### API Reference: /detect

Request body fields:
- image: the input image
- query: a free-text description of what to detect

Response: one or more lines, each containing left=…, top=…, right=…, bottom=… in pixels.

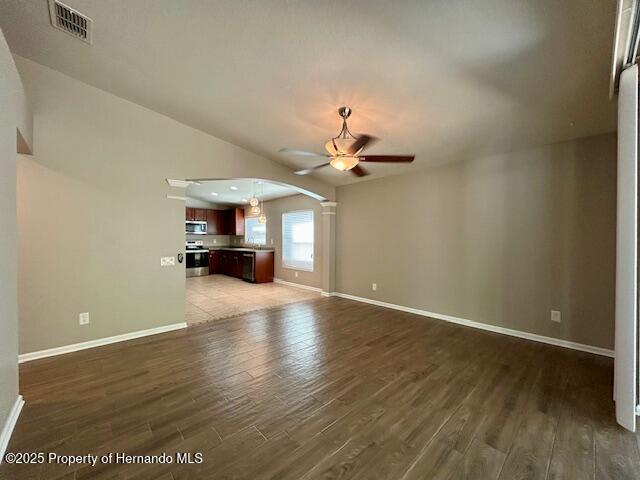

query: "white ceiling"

left=0, top=0, right=617, bottom=186
left=187, top=179, right=297, bottom=206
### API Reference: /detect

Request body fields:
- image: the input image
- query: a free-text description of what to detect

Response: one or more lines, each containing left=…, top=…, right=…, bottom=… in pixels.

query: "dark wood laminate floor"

left=2, top=297, right=639, bottom=480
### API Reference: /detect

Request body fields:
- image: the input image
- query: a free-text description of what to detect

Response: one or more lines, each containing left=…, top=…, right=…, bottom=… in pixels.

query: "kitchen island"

left=208, top=247, right=274, bottom=283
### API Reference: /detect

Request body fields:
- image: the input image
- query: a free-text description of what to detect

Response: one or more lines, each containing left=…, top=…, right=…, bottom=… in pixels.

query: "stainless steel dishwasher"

left=242, top=253, right=255, bottom=282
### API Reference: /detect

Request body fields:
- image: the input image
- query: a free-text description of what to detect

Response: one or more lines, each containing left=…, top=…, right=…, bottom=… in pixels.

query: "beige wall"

left=15, top=56, right=333, bottom=354
left=245, top=194, right=324, bottom=289
left=336, top=133, right=617, bottom=349
left=0, top=30, right=31, bottom=430
left=10, top=55, right=617, bottom=356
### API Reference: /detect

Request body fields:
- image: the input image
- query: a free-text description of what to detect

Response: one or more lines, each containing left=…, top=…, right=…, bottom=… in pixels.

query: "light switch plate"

left=161, top=256, right=175, bottom=267
left=79, top=312, right=90, bottom=325
left=551, top=310, right=561, bottom=323
left=372, top=283, right=377, bottom=291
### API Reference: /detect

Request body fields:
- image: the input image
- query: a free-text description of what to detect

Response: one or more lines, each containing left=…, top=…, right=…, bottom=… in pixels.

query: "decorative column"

left=321, top=202, right=337, bottom=296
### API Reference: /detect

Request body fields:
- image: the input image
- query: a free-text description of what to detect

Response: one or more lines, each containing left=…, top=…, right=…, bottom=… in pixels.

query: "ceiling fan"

left=279, top=106, right=415, bottom=177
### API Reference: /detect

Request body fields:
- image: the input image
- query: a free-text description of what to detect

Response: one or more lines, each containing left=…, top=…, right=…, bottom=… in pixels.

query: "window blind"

left=282, top=210, right=314, bottom=271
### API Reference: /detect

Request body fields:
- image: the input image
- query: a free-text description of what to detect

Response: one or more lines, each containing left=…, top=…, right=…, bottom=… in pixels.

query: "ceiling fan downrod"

left=336, top=106, right=355, bottom=140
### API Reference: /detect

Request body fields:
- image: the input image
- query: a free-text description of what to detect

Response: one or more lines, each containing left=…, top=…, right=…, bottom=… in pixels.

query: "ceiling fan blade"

left=350, top=164, right=369, bottom=177
left=360, top=155, right=415, bottom=163
left=346, top=134, right=377, bottom=155
left=294, top=162, right=331, bottom=175
left=279, top=148, right=329, bottom=157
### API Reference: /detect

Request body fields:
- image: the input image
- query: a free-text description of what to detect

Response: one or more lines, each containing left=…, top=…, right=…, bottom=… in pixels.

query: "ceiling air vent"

left=48, top=0, right=92, bottom=44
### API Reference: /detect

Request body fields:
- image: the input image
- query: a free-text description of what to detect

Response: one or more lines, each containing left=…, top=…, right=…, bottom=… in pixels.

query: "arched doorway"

left=168, top=177, right=337, bottom=326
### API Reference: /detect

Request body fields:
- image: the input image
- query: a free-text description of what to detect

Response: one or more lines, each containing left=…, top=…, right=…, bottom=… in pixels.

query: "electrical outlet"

left=160, top=256, right=175, bottom=267
left=551, top=310, right=561, bottom=323
left=295, top=271, right=299, bottom=278
left=79, top=312, right=90, bottom=325
left=213, top=239, right=217, bottom=244
left=270, top=239, right=274, bottom=245
left=372, top=283, right=377, bottom=291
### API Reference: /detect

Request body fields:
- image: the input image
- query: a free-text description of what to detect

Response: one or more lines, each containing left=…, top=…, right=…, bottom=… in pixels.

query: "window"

left=282, top=210, right=314, bottom=271
left=244, top=217, right=266, bottom=245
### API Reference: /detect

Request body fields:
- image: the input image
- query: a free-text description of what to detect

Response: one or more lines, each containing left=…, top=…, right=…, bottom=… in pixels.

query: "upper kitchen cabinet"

left=185, top=207, right=207, bottom=222
left=225, top=208, right=245, bottom=236
left=186, top=207, right=243, bottom=235
left=193, top=208, right=207, bottom=221
left=206, top=209, right=225, bottom=235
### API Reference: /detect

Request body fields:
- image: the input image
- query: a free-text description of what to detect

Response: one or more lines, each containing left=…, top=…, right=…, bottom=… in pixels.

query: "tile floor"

left=185, top=274, right=320, bottom=325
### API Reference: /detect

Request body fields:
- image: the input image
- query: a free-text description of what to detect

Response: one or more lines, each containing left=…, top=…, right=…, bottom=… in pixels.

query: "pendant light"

left=258, top=183, right=267, bottom=224
left=248, top=181, right=261, bottom=215
left=249, top=182, right=260, bottom=208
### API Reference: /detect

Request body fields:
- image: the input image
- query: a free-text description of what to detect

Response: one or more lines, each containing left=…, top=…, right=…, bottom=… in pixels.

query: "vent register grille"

left=48, top=0, right=92, bottom=44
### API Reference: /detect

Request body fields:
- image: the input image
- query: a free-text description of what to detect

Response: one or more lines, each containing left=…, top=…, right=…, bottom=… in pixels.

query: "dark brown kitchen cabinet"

left=193, top=208, right=207, bottom=221
left=209, top=250, right=219, bottom=274
left=217, top=250, right=243, bottom=278
left=253, top=251, right=274, bottom=283
left=206, top=209, right=224, bottom=235
left=230, top=251, right=242, bottom=278
left=224, top=208, right=245, bottom=236
left=185, top=207, right=206, bottom=222
left=219, top=251, right=230, bottom=277
left=218, top=251, right=228, bottom=275
left=211, top=248, right=274, bottom=283
left=234, top=208, right=245, bottom=236
left=187, top=207, right=244, bottom=235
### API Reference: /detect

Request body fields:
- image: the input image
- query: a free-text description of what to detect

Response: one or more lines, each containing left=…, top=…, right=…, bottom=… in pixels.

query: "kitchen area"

left=183, top=179, right=319, bottom=325
left=185, top=205, right=274, bottom=283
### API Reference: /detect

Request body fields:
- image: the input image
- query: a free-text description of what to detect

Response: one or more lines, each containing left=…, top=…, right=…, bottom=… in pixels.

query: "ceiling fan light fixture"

left=282, top=106, right=414, bottom=177
left=325, top=138, right=357, bottom=156
left=330, top=156, right=359, bottom=171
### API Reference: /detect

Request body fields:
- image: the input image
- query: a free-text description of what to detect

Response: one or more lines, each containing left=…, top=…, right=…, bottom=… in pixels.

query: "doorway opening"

left=183, top=178, right=324, bottom=325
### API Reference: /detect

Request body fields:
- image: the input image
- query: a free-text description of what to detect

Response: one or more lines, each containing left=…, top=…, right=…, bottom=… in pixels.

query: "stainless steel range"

left=185, top=240, right=209, bottom=277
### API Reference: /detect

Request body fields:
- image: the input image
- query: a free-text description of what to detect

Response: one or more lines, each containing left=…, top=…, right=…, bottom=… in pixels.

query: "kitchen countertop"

left=205, top=246, right=275, bottom=253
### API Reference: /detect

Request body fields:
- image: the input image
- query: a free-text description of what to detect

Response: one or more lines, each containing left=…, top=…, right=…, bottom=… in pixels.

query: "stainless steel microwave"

left=185, top=220, right=207, bottom=235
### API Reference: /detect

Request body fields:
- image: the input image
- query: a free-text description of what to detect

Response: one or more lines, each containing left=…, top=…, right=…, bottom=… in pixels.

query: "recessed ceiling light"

left=257, top=181, right=263, bottom=184
left=230, top=186, right=238, bottom=191
left=241, top=198, right=248, bottom=202
left=211, top=192, right=218, bottom=196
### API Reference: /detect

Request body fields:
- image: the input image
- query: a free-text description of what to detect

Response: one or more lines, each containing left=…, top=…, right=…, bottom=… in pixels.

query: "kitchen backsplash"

left=231, top=236, right=249, bottom=246
left=186, top=234, right=233, bottom=247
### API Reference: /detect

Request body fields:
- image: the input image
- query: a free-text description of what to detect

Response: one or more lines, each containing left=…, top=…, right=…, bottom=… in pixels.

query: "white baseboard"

left=18, top=322, right=188, bottom=363
left=274, top=278, right=323, bottom=294
left=332, top=292, right=614, bottom=358
left=0, top=395, right=24, bottom=464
